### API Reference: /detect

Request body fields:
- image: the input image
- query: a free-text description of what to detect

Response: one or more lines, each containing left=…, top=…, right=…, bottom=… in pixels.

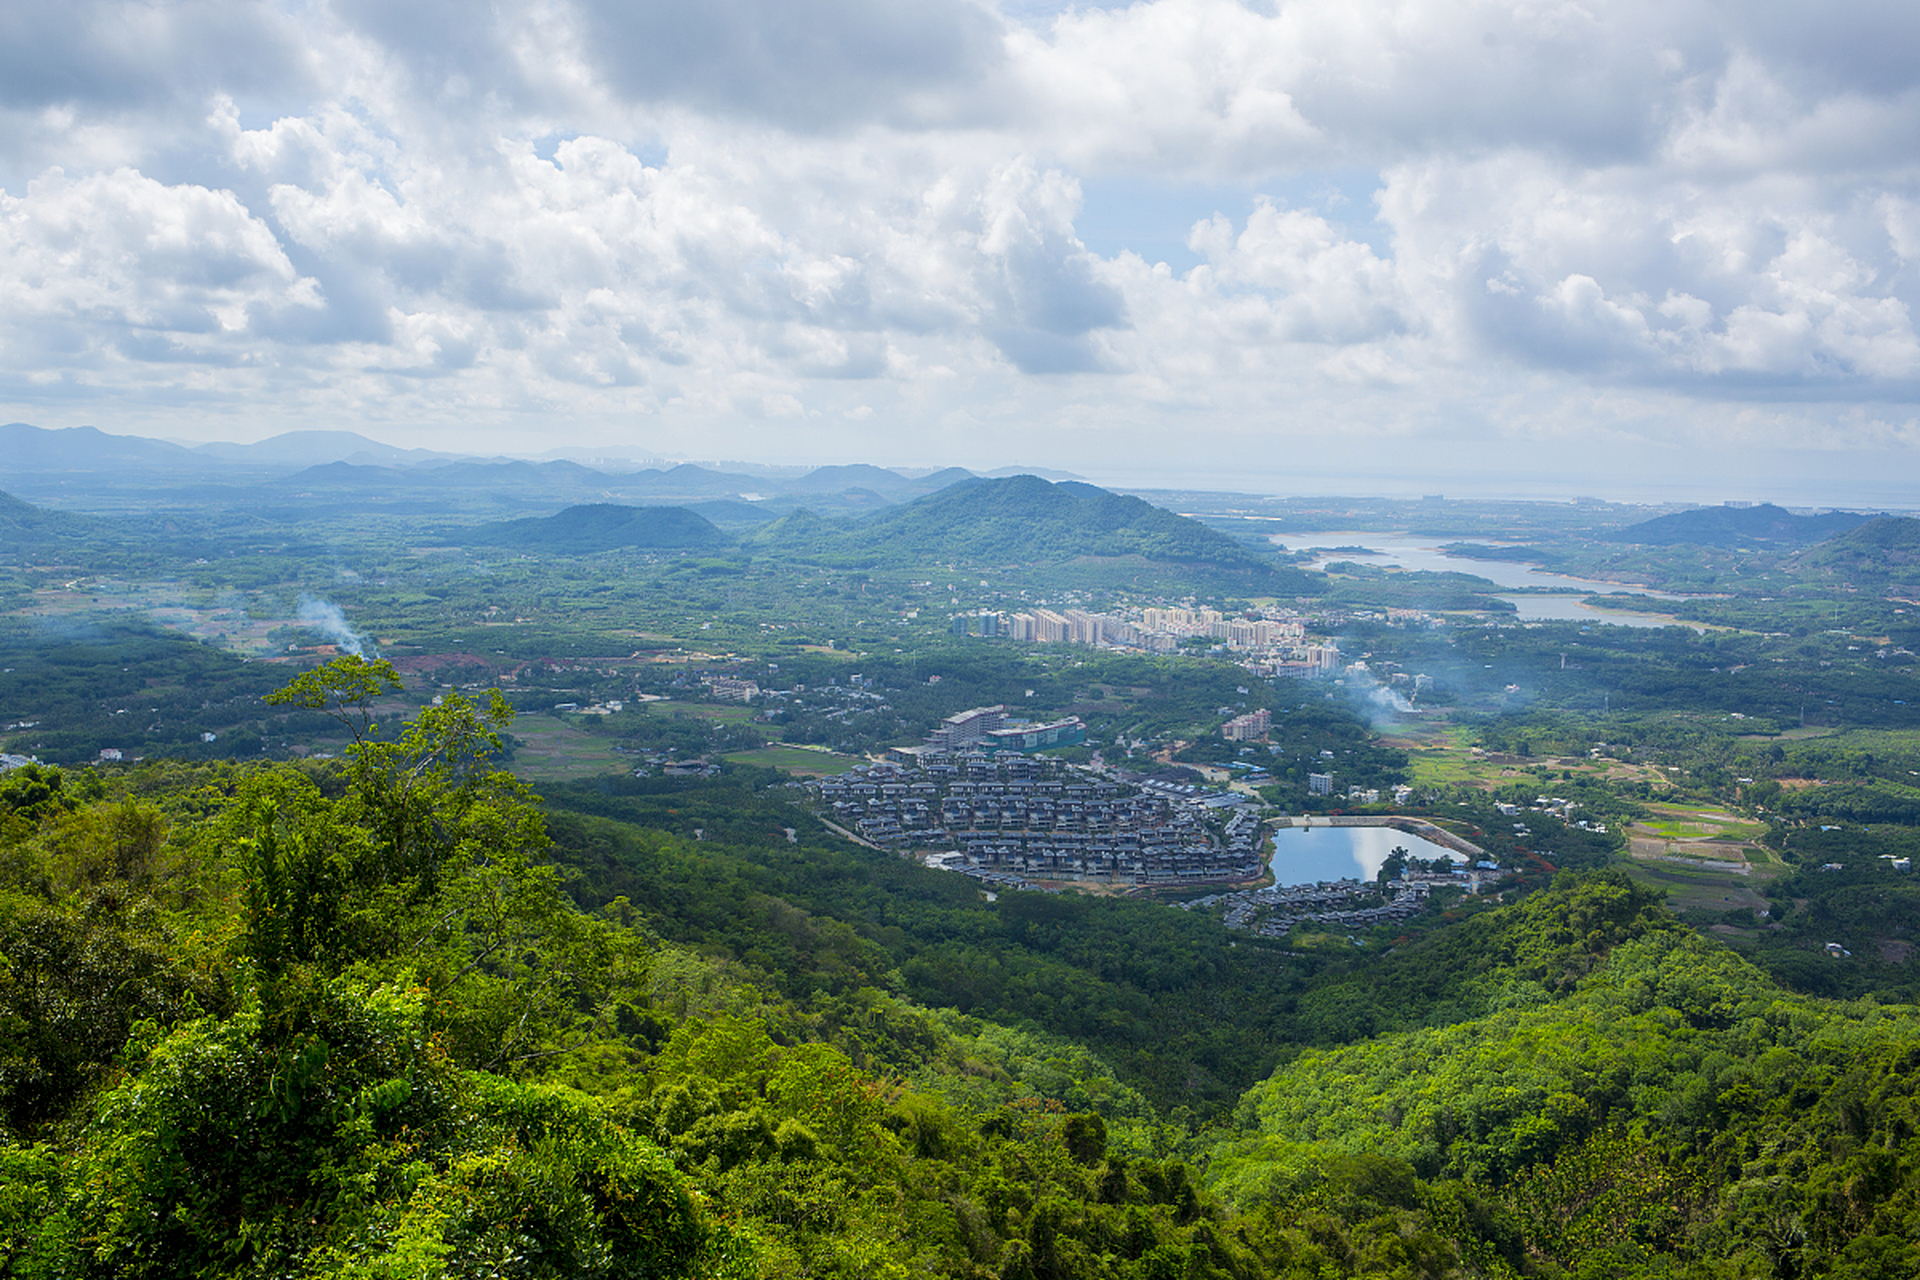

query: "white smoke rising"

left=1340, top=657, right=1414, bottom=728
left=296, top=595, right=374, bottom=657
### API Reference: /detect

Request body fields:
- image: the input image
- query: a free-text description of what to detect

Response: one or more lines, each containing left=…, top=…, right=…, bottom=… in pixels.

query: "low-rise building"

left=705, top=677, right=760, bottom=702
left=1222, top=708, right=1271, bottom=741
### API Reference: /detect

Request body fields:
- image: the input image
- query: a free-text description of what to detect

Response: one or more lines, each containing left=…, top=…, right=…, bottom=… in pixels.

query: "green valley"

left=1, top=442, right=1919, bottom=1277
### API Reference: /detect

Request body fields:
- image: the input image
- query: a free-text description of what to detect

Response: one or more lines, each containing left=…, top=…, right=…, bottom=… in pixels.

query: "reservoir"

left=1496, top=594, right=1704, bottom=629
left=1274, top=529, right=1662, bottom=592
left=1268, top=823, right=1466, bottom=885
left=1271, top=530, right=1698, bottom=627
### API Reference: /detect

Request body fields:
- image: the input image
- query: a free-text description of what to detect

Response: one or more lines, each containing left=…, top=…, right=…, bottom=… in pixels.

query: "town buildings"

left=921, top=704, right=1088, bottom=753
left=951, top=604, right=1339, bottom=673
left=703, top=676, right=760, bottom=702
left=1222, top=708, right=1272, bottom=741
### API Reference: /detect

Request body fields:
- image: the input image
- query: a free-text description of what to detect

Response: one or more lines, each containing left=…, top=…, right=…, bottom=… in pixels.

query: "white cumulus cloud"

left=0, top=0, right=1916, bottom=496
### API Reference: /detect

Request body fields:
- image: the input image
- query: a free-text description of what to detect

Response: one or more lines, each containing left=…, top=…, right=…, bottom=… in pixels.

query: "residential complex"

left=809, top=754, right=1263, bottom=884
left=703, top=676, right=761, bottom=702
left=1221, top=708, right=1272, bottom=741
left=952, top=603, right=1340, bottom=675
left=922, top=704, right=1089, bottom=753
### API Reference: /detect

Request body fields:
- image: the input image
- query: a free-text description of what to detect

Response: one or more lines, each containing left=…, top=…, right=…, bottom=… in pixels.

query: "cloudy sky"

left=4, top=0, right=1920, bottom=502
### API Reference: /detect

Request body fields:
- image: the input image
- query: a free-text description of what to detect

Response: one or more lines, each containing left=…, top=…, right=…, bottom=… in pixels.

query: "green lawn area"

left=1642, top=819, right=1757, bottom=840
left=1403, top=728, right=1493, bottom=787
left=723, top=745, right=862, bottom=776
left=1639, top=804, right=1768, bottom=842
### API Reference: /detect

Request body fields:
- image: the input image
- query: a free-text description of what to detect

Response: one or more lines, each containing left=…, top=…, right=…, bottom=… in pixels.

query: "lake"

left=1273, top=529, right=1696, bottom=626
left=1268, top=824, right=1465, bottom=885
left=1496, top=594, right=1704, bottom=629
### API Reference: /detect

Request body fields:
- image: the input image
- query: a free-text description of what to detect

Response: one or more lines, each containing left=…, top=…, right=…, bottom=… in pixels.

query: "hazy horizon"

left=4, top=1, right=1919, bottom=506
left=10, top=418, right=1911, bottom=513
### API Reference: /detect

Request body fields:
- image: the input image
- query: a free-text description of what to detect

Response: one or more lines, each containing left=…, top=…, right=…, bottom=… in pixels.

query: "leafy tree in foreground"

left=0, top=657, right=743, bottom=1279
left=244, top=655, right=648, bottom=1070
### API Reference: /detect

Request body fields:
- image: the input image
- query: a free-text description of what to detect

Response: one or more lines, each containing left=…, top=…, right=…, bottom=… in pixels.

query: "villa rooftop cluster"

left=807, top=754, right=1263, bottom=884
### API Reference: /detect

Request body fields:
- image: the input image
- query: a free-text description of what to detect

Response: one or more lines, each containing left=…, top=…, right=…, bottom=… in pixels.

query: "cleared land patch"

left=1621, top=858, right=1778, bottom=916
left=1397, top=725, right=1666, bottom=791
left=723, top=745, right=860, bottom=776
left=504, top=720, right=632, bottom=780
left=635, top=700, right=758, bottom=724
left=1625, top=801, right=1779, bottom=875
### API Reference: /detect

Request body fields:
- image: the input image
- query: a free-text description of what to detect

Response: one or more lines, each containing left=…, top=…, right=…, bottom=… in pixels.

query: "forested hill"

left=1608, top=501, right=1872, bottom=546
left=7, top=657, right=1920, bottom=1278
left=0, top=491, right=112, bottom=546
left=0, top=422, right=208, bottom=474
left=460, top=502, right=732, bottom=551
left=0, top=490, right=207, bottom=563
left=1794, top=514, right=1920, bottom=591
left=754, top=474, right=1310, bottom=584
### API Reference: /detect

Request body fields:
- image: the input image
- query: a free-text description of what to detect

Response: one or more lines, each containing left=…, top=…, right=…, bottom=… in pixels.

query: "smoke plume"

left=1339, top=656, right=1415, bottom=728
left=296, top=595, right=375, bottom=657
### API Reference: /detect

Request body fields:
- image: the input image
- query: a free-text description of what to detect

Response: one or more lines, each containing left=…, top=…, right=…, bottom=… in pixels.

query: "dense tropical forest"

left=3, top=656, right=1918, bottom=1279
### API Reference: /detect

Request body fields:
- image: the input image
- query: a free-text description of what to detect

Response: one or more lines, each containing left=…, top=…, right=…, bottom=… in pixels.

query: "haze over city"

left=5, top=0, right=1920, bottom=504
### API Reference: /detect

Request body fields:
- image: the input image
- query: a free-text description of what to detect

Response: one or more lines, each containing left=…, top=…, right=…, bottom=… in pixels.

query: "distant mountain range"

left=427, top=475, right=1303, bottom=584
left=780, top=463, right=976, bottom=500
left=0, top=426, right=1235, bottom=575
left=0, top=423, right=1007, bottom=523
left=189, top=430, right=463, bottom=468
left=1608, top=503, right=1874, bottom=546
left=0, top=423, right=209, bottom=474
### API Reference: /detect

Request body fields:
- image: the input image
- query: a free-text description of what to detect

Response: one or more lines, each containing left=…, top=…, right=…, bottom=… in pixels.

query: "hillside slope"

left=0, top=490, right=206, bottom=562
left=462, top=502, right=731, bottom=552
left=1609, top=502, right=1871, bottom=546
left=754, top=474, right=1311, bottom=587
left=0, top=491, right=113, bottom=544
left=13, top=725, right=1920, bottom=1279
left=1794, top=514, right=1920, bottom=591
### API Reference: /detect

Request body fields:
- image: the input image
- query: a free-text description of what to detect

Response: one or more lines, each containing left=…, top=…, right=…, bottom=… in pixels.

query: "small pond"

left=1268, top=824, right=1466, bottom=886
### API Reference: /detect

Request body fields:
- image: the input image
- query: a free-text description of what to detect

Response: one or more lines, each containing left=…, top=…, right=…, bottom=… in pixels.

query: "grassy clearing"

left=1403, top=729, right=1489, bottom=788
left=723, top=745, right=861, bottom=776
left=1638, top=803, right=1768, bottom=843
left=637, top=700, right=758, bottom=724
left=1642, top=818, right=1768, bottom=841
left=506, top=720, right=631, bottom=781
left=1619, top=858, right=1777, bottom=915
left=1398, top=725, right=1664, bottom=792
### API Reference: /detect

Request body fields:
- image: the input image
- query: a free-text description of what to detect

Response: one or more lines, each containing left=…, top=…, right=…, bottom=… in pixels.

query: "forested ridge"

left=3, top=659, right=1919, bottom=1278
